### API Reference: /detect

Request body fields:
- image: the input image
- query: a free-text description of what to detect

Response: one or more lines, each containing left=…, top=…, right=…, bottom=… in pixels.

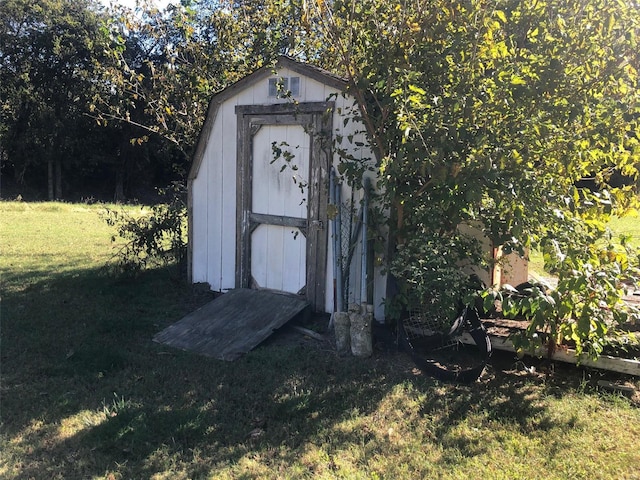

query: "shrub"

left=387, top=230, right=485, bottom=331
left=102, top=184, right=187, bottom=277
left=483, top=233, right=640, bottom=359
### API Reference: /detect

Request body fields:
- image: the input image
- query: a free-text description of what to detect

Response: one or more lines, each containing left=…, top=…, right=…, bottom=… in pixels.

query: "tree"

left=0, top=0, right=327, bottom=200
left=0, top=0, right=110, bottom=199
left=304, top=0, right=640, bottom=356
left=92, top=0, right=324, bottom=171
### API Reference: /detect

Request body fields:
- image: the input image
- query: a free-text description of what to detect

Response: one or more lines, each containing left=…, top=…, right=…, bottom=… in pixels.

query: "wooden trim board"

left=460, top=332, right=640, bottom=376
left=235, top=102, right=332, bottom=311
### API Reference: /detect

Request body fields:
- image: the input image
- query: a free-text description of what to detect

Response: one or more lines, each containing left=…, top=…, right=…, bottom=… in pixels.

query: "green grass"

left=608, top=213, right=640, bottom=244
left=2, top=202, right=640, bottom=479
left=528, top=212, right=640, bottom=280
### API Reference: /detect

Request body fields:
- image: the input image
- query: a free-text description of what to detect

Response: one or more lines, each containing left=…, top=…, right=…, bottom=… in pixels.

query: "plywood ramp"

left=153, top=288, right=309, bottom=360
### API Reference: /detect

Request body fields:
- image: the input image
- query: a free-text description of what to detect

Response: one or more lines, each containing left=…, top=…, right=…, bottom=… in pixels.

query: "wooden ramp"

left=153, top=288, right=309, bottom=360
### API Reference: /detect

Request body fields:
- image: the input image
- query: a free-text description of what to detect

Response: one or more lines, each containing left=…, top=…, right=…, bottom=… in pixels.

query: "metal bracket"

left=309, top=220, right=324, bottom=230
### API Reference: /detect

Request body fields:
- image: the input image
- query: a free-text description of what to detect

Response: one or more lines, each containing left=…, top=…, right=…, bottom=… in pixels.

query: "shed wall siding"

left=191, top=164, right=208, bottom=283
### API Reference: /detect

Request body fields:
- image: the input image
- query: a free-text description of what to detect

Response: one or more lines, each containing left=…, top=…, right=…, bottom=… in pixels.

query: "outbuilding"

left=187, top=56, right=386, bottom=320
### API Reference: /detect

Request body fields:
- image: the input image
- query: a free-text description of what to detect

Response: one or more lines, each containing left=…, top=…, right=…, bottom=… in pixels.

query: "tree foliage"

left=484, top=234, right=640, bottom=358
left=305, top=0, right=640, bottom=356
left=1, top=0, right=322, bottom=200
left=92, top=0, right=323, bottom=161
left=0, top=0, right=110, bottom=199
left=101, top=183, right=187, bottom=276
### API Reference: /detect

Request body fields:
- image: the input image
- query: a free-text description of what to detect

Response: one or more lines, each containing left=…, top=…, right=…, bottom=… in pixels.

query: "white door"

left=250, top=124, right=310, bottom=294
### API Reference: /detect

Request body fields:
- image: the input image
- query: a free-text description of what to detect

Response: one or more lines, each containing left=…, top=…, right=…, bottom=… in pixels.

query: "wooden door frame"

left=235, top=101, right=334, bottom=311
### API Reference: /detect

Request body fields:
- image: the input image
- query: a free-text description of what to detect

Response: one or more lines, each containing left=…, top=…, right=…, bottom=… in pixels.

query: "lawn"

left=1, top=202, right=640, bottom=479
left=528, top=212, right=640, bottom=280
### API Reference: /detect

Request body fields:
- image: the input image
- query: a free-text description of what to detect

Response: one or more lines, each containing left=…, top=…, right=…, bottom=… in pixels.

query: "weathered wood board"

left=460, top=331, right=640, bottom=377
left=153, top=288, right=309, bottom=360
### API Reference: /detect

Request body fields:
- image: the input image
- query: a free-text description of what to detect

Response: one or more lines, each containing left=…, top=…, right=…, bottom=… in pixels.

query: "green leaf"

left=408, top=84, right=426, bottom=95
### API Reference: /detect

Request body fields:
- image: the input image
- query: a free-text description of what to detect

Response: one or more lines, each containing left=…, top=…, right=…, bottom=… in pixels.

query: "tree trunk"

left=114, top=168, right=125, bottom=203
left=47, top=157, right=54, bottom=201
left=55, top=158, right=62, bottom=200
left=114, top=139, right=129, bottom=202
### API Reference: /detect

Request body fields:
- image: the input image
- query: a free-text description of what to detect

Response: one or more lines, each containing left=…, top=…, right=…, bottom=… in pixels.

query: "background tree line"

left=0, top=0, right=324, bottom=201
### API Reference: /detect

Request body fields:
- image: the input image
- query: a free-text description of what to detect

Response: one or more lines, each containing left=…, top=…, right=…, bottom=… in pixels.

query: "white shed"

left=188, top=57, right=386, bottom=320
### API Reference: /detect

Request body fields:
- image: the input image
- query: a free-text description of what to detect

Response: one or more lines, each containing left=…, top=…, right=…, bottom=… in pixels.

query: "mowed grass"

left=609, top=213, right=640, bottom=245
left=528, top=212, right=640, bottom=279
left=2, top=201, right=640, bottom=479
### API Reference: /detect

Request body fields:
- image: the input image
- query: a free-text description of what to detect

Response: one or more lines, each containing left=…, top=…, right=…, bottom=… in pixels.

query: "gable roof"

left=188, top=56, right=347, bottom=181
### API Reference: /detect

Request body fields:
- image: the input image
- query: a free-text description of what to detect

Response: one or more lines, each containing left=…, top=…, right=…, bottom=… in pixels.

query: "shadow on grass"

left=1, top=264, right=615, bottom=478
